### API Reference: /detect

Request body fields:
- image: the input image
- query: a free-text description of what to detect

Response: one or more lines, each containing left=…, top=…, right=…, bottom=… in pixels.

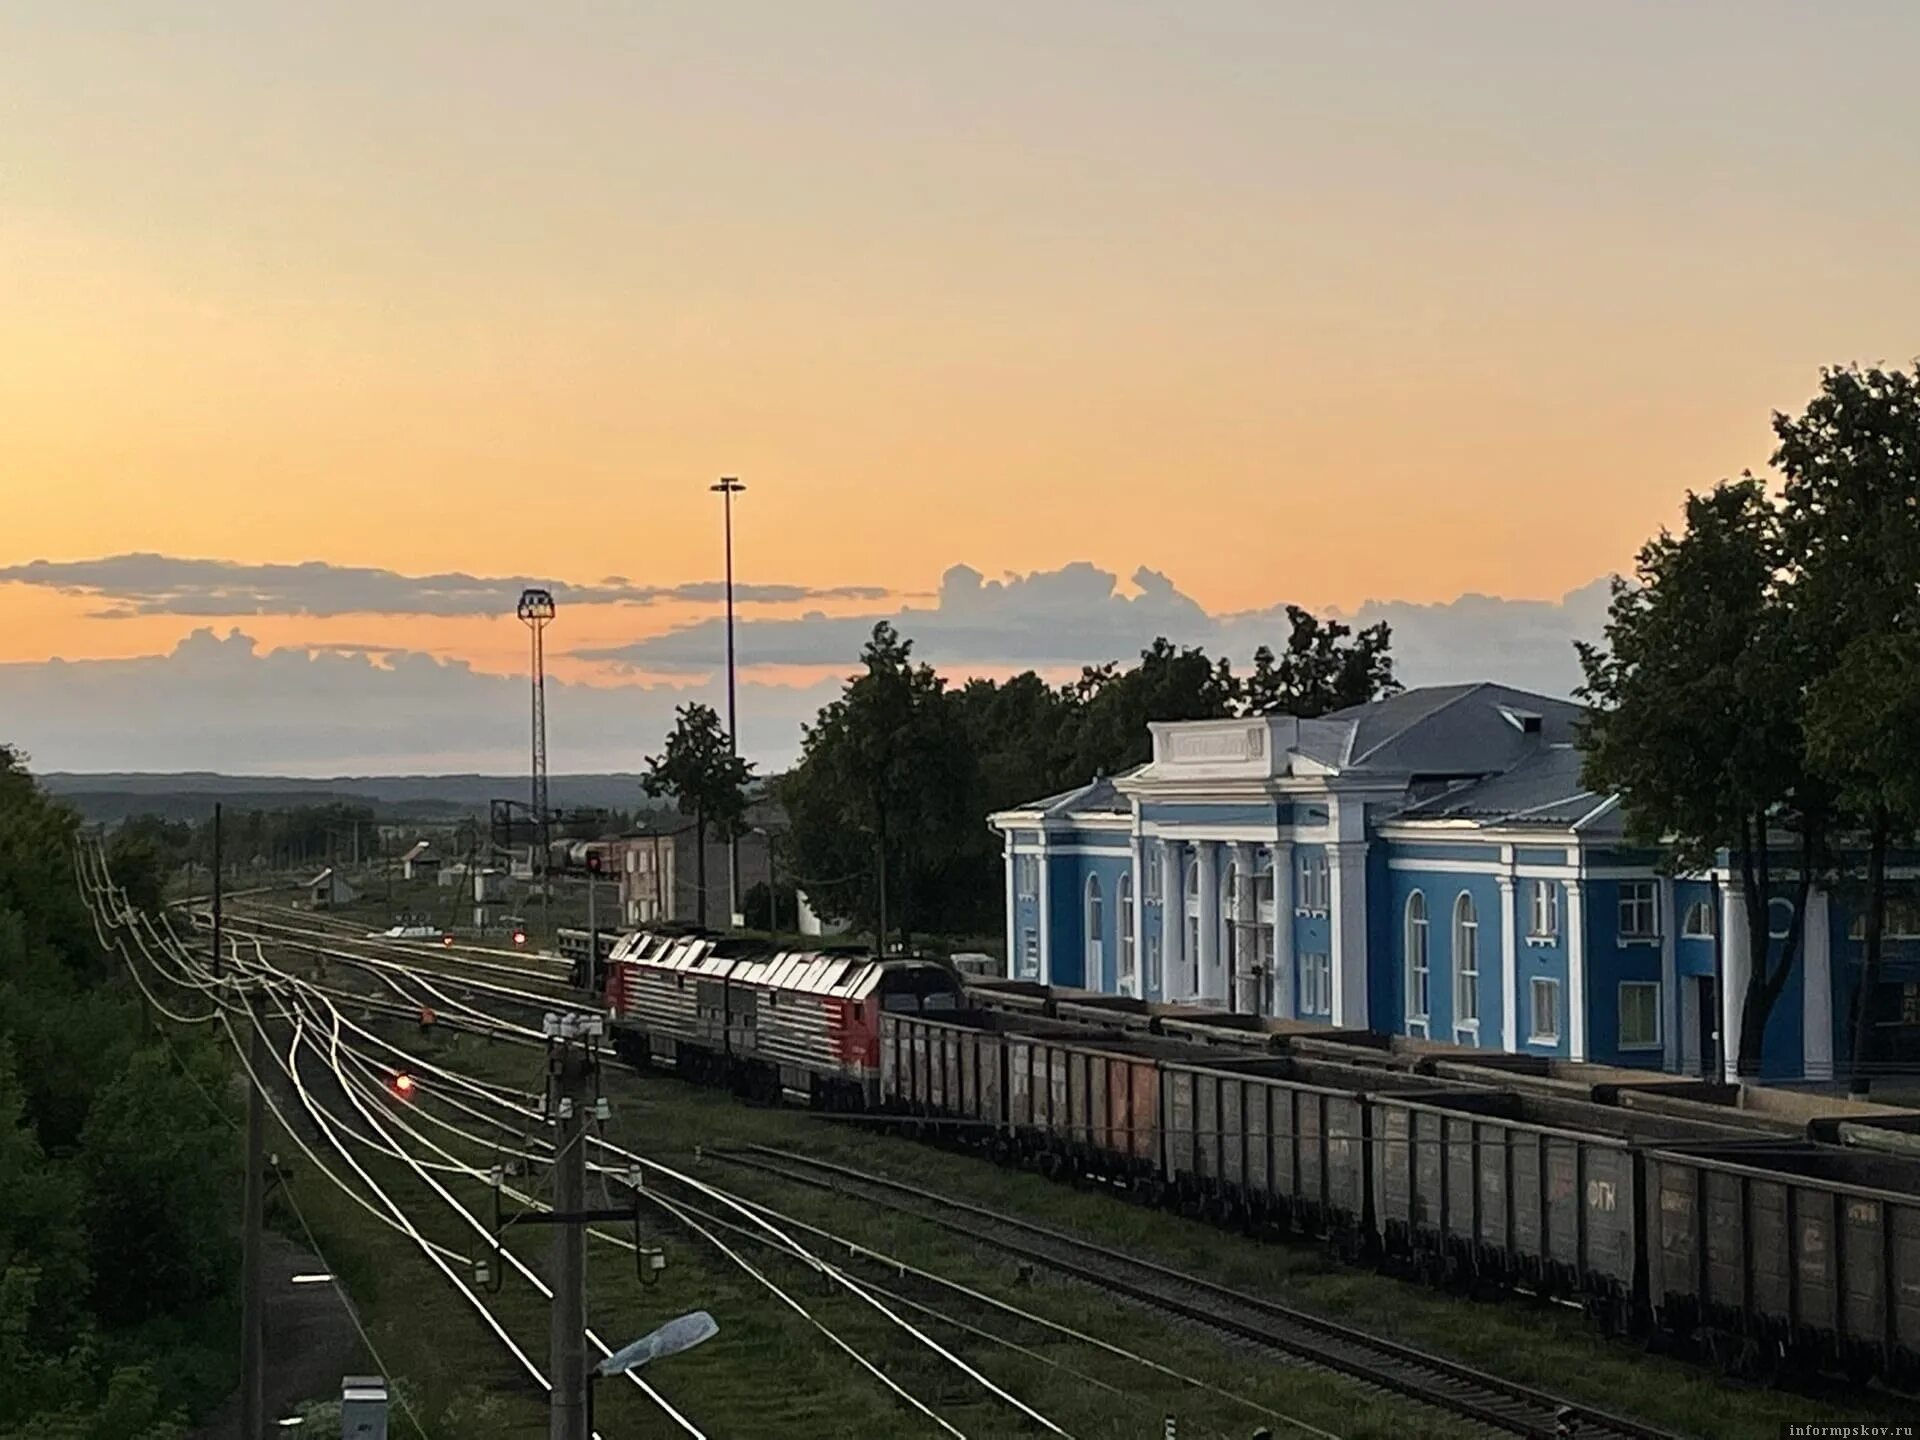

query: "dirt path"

left=192, top=1232, right=366, bottom=1438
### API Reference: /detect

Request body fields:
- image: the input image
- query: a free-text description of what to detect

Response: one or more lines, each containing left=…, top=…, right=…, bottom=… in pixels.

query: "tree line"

left=642, top=609, right=1398, bottom=946
left=1, top=746, right=239, bottom=1438
left=1580, top=363, right=1920, bottom=1087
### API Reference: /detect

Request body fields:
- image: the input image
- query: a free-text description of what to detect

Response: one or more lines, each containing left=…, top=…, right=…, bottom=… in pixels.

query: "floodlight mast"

left=517, top=588, right=556, bottom=931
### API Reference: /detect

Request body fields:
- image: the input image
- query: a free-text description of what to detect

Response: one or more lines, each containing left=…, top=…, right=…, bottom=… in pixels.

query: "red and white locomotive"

left=600, top=930, right=963, bottom=1107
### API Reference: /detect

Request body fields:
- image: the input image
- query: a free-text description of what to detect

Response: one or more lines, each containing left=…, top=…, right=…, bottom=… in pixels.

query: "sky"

left=4, top=2, right=1919, bottom=774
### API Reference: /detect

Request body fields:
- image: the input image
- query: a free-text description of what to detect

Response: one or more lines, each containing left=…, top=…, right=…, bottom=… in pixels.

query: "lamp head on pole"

left=710, top=477, right=746, bottom=496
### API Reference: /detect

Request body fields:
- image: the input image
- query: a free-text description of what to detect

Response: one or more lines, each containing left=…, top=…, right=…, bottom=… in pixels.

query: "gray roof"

left=1396, top=743, right=1621, bottom=834
left=1324, top=682, right=1584, bottom=778
left=1024, top=770, right=1134, bottom=819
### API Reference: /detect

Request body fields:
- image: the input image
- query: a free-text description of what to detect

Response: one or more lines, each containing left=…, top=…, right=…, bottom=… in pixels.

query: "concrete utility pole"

left=549, top=1024, right=592, bottom=1440
left=211, top=802, right=224, bottom=979
left=240, top=990, right=266, bottom=1439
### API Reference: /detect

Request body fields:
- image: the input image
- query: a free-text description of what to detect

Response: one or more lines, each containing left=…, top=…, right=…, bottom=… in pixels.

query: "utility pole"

left=518, top=588, right=557, bottom=937
left=585, top=853, right=600, bottom=992
left=240, top=989, right=266, bottom=1440
left=710, top=476, right=745, bottom=928
left=212, top=802, right=224, bottom=979
left=551, top=1034, right=588, bottom=1440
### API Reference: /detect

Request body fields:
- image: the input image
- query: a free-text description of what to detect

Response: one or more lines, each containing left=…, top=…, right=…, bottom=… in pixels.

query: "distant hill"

left=41, top=772, right=657, bottom=823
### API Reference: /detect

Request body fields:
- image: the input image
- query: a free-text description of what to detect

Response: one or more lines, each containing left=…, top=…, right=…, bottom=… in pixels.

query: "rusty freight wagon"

left=1642, top=1140, right=1920, bottom=1386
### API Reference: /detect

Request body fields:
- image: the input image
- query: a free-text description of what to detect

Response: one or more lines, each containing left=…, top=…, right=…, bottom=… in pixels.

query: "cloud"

left=0, top=563, right=1615, bottom=774
left=576, top=561, right=1217, bottom=670
left=0, top=553, right=893, bottom=619
left=0, top=629, right=838, bottom=775
left=579, top=560, right=1609, bottom=700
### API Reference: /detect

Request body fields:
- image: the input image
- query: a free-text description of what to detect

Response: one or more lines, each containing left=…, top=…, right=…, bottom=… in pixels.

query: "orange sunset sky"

left=5, top=3, right=1920, bottom=771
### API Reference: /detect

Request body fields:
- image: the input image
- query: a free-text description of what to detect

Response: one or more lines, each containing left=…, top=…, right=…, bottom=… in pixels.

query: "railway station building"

left=988, top=682, right=1920, bottom=1086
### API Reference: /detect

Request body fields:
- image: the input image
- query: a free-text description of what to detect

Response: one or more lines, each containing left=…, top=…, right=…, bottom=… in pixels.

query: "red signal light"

left=442, top=933, right=454, bottom=947
left=513, top=930, right=526, bottom=946
left=392, top=1073, right=416, bottom=1098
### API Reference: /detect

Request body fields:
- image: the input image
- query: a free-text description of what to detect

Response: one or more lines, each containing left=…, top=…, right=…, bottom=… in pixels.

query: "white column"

left=1159, top=840, right=1183, bottom=1001
left=1196, top=842, right=1221, bottom=1003
left=1272, top=840, right=1295, bottom=1020
left=1497, top=875, right=1519, bottom=1052
left=1330, top=841, right=1370, bottom=1028
left=1659, top=876, right=1678, bottom=1073
left=1721, top=882, right=1750, bottom=1082
left=1804, top=888, right=1833, bottom=1082
left=1566, top=878, right=1587, bottom=1060
left=1003, top=832, right=1017, bottom=978
left=1128, top=830, right=1146, bottom=999
left=1036, top=831, right=1053, bottom=986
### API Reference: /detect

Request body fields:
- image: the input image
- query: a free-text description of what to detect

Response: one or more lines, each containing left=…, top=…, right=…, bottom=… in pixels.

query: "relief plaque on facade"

left=1167, top=724, right=1265, bottom=764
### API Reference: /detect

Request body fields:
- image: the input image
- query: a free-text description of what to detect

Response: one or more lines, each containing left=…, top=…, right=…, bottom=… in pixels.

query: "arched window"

left=1220, top=861, right=1241, bottom=995
left=1768, top=897, right=1794, bottom=940
left=1117, top=872, right=1136, bottom=994
left=1086, top=875, right=1105, bottom=987
left=1681, top=900, right=1715, bottom=939
left=1453, top=892, right=1480, bottom=1034
left=1253, top=857, right=1277, bottom=1015
left=1406, top=891, right=1430, bottom=1033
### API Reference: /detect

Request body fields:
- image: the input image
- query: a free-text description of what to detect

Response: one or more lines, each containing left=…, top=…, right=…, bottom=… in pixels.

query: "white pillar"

left=1566, top=878, right=1587, bottom=1060
left=1497, top=874, right=1519, bottom=1052
left=1036, top=831, right=1053, bottom=986
left=1196, top=842, right=1221, bottom=1003
left=1128, top=830, right=1146, bottom=999
left=1003, top=832, right=1018, bottom=979
left=1804, top=888, right=1833, bottom=1082
left=1722, top=882, right=1750, bottom=1082
left=1329, top=841, right=1370, bottom=1028
left=1272, top=840, right=1295, bottom=1020
left=1159, top=840, right=1183, bottom=1001
left=1659, top=876, right=1678, bottom=1073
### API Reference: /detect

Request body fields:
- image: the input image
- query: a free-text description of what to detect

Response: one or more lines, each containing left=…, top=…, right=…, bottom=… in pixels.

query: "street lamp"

left=710, top=476, right=746, bottom=929
left=587, top=1310, right=718, bottom=1433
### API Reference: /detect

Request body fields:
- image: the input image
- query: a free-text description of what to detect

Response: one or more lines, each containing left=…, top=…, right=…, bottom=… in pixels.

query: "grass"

left=254, top=943, right=1920, bottom=1439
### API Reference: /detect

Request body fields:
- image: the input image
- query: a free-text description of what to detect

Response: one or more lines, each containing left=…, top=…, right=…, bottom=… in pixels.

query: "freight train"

left=591, top=929, right=1920, bottom=1389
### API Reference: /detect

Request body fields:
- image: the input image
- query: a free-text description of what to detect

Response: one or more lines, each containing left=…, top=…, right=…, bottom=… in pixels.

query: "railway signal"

left=391, top=1072, right=416, bottom=1099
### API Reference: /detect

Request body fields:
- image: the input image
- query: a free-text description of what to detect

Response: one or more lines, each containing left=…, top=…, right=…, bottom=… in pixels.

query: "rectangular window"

left=1145, top=850, right=1163, bottom=903
left=1528, top=879, right=1559, bottom=938
left=1851, top=898, right=1920, bottom=941
left=1020, top=928, right=1040, bottom=979
left=1619, top=881, right=1658, bottom=940
left=1301, top=951, right=1332, bottom=1015
left=1618, top=981, right=1661, bottom=1050
left=1145, top=933, right=1162, bottom=996
left=1530, top=978, right=1561, bottom=1043
left=1681, top=900, right=1715, bottom=938
left=1297, top=851, right=1331, bottom=913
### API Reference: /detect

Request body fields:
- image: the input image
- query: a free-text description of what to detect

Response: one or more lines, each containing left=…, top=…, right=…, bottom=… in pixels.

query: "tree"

left=1578, top=478, right=1828, bottom=1077
left=641, top=704, right=753, bottom=927
left=1777, top=362, right=1920, bottom=1087
left=780, top=624, right=977, bottom=948
left=1059, top=639, right=1239, bottom=778
left=1240, top=607, right=1400, bottom=718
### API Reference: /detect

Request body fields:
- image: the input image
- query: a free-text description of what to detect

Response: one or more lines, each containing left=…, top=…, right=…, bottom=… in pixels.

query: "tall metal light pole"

left=518, top=588, right=557, bottom=933
left=710, top=477, right=746, bottom=928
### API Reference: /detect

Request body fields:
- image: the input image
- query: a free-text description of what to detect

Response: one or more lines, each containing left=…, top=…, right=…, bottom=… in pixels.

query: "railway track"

left=709, top=1146, right=1692, bottom=1440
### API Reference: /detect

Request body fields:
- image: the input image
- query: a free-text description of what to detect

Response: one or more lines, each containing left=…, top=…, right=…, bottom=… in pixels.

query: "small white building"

left=473, top=868, right=508, bottom=904
left=306, top=868, right=357, bottom=909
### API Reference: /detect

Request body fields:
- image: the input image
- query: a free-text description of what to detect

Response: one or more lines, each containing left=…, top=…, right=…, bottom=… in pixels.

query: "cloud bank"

left=0, top=561, right=1613, bottom=774
left=0, top=554, right=893, bottom=618
left=581, top=561, right=1611, bottom=699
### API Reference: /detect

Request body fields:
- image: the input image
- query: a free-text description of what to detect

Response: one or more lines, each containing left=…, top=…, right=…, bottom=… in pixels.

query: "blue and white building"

left=990, top=682, right=1920, bottom=1084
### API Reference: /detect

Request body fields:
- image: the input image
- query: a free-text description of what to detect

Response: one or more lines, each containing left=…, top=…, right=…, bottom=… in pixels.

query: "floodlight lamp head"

left=516, top=588, right=556, bottom=626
